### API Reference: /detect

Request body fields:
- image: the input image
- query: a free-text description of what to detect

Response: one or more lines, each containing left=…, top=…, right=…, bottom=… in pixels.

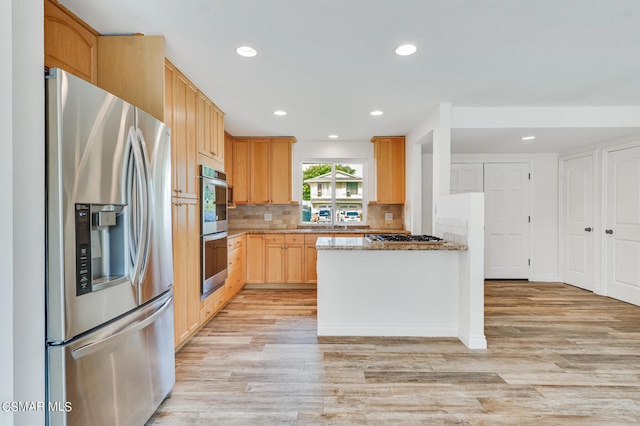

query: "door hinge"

left=528, top=259, right=531, bottom=266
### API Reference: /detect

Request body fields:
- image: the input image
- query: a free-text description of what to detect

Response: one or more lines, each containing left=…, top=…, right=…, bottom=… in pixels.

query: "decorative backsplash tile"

left=366, top=204, right=405, bottom=230
left=228, top=203, right=404, bottom=230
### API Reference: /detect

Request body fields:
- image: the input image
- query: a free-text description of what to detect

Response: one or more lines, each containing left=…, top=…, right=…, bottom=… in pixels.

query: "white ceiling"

left=60, top=0, right=640, bottom=152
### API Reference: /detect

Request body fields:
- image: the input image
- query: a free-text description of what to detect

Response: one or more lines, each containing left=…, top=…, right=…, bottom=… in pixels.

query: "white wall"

left=434, top=193, right=486, bottom=349
left=1, top=1, right=45, bottom=425
left=421, top=154, right=433, bottom=234
left=292, top=139, right=374, bottom=202
left=422, top=153, right=560, bottom=281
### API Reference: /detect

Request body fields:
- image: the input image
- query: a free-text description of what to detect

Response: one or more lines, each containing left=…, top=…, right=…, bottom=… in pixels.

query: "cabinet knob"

left=584, top=227, right=592, bottom=232
left=605, top=229, right=614, bottom=235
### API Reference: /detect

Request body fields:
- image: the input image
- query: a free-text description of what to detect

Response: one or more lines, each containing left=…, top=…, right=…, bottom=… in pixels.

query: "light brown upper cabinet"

left=44, top=0, right=98, bottom=84
left=197, top=93, right=225, bottom=164
left=371, top=136, right=405, bottom=204
left=165, top=60, right=198, bottom=199
left=96, top=35, right=165, bottom=122
left=232, top=137, right=296, bottom=205
left=224, top=132, right=234, bottom=186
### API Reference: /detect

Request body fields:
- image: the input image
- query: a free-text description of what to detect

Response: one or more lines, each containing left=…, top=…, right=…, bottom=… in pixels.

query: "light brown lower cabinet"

left=264, top=234, right=305, bottom=283
left=284, top=235, right=304, bottom=283
left=172, top=198, right=200, bottom=348
left=246, top=234, right=266, bottom=283
left=303, top=233, right=333, bottom=283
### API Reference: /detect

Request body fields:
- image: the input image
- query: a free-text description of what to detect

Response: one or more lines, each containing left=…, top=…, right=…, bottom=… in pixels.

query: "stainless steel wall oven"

left=200, top=166, right=228, bottom=299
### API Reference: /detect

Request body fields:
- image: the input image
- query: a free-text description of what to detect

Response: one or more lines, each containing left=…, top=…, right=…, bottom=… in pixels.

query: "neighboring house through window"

left=301, top=162, right=365, bottom=224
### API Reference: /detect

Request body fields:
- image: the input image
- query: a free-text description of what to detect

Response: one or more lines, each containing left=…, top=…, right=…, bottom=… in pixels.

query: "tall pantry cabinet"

left=165, top=60, right=201, bottom=346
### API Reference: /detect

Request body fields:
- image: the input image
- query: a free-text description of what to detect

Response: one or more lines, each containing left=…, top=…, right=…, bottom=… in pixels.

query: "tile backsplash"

left=434, top=217, right=468, bottom=244
left=228, top=203, right=404, bottom=230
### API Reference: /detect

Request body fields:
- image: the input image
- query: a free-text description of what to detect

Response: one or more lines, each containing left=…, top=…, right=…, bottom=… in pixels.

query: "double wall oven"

left=200, top=166, right=228, bottom=299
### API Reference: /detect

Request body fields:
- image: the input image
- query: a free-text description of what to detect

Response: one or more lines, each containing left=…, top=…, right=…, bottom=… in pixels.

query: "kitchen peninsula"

left=316, top=235, right=487, bottom=349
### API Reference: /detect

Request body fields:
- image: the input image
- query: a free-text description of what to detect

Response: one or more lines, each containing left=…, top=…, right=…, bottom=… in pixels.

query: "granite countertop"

left=227, top=228, right=410, bottom=238
left=315, top=236, right=468, bottom=251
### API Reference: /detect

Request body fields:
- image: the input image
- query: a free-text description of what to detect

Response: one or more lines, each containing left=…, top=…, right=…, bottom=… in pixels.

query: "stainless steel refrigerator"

left=45, top=68, right=175, bottom=426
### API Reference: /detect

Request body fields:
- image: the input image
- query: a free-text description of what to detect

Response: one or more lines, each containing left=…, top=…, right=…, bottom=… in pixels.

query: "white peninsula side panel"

left=317, top=245, right=459, bottom=338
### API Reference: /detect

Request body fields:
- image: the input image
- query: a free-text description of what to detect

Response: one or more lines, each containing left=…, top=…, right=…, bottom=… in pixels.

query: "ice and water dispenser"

left=75, top=203, right=127, bottom=295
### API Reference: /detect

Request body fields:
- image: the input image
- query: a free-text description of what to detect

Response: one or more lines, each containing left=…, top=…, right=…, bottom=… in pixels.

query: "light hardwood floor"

left=147, top=281, right=640, bottom=425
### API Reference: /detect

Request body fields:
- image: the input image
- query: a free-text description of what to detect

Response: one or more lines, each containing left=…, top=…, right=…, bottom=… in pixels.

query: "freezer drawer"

left=47, top=291, right=175, bottom=426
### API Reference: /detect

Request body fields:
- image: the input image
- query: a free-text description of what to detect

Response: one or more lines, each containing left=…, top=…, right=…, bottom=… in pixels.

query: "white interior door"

left=450, top=163, right=483, bottom=194
left=561, top=155, right=594, bottom=291
left=605, top=145, right=640, bottom=306
left=484, top=163, right=530, bottom=279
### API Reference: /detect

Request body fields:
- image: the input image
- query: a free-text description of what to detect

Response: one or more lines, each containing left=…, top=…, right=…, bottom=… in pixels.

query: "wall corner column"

left=432, top=103, right=452, bottom=229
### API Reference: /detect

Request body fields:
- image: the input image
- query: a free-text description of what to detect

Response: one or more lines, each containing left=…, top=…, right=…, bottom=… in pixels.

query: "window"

left=301, top=162, right=365, bottom=225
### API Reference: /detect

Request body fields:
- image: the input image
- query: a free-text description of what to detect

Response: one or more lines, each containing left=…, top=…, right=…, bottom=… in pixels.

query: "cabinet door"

left=270, top=139, right=293, bottom=204
left=304, top=233, right=333, bottom=283
left=265, top=244, right=285, bottom=283
left=172, top=71, right=198, bottom=199
left=44, top=0, right=98, bottom=84
left=196, top=92, right=212, bottom=158
left=213, top=108, right=225, bottom=163
left=250, top=139, right=271, bottom=204
left=284, top=234, right=304, bottom=283
left=97, top=35, right=165, bottom=121
left=172, top=199, right=200, bottom=347
left=246, top=234, right=265, bottom=283
left=224, top=132, right=234, bottom=186
left=233, top=139, right=250, bottom=203
left=373, top=137, right=405, bottom=204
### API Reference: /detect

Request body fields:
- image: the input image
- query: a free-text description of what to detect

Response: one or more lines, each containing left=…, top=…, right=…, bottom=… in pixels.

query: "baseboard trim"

left=244, top=283, right=317, bottom=290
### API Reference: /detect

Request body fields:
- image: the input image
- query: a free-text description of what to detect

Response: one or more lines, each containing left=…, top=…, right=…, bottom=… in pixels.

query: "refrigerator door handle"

left=136, top=128, right=152, bottom=288
left=126, top=126, right=149, bottom=289
left=71, top=295, right=172, bottom=360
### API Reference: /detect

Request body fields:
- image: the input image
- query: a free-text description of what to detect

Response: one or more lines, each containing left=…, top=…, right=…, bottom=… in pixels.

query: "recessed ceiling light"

left=370, top=110, right=384, bottom=116
left=273, top=110, right=287, bottom=116
left=395, top=44, right=417, bottom=56
left=521, top=136, right=536, bottom=141
left=328, top=134, right=338, bottom=139
left=236, top=46, right=257, bottom=57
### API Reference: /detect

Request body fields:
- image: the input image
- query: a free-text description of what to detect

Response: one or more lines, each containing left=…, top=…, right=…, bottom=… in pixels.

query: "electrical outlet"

left=264, top=213, right=272, bottom=221
left=385, top=213, right=393, bottom=221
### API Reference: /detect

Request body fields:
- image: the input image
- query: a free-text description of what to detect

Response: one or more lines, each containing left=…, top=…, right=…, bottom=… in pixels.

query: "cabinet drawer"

left=199, top=286, right=226, bottom=323
left=265, top=234, right=285, bottom=244
left=228, top=235, right=245, bottom=250
left=226, top=268, right=245, bottom=297
left=228, top=246, right=245, bottom=273
left=285, top=234, right=304, bottom=245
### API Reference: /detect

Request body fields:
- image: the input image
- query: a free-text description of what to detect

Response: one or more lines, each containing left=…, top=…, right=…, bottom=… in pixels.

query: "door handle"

left=605, top=229, right=613, bottom=235
left=584, top=227, right=592, bottom=232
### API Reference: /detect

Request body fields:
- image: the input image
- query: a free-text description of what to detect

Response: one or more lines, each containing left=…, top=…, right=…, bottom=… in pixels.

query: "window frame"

left=299, top=158, right=368, bottom=227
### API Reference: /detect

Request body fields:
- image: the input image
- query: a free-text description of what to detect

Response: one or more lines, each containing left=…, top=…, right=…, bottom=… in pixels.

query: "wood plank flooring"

left=147, top=281, right=640, bottom=425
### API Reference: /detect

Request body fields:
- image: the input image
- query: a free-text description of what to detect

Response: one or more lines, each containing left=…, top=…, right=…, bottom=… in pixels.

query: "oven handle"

left=200, top=175, right=228, bottom=188
left=202, top=231, right=228, bottom=241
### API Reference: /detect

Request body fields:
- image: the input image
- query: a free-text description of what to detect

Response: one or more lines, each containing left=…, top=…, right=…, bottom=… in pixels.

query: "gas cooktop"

left=364, top=234, right=445, bottom=244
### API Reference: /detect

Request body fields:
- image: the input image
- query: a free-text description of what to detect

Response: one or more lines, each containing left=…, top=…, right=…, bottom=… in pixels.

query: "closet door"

left=605, top=145, right=640, bottom=306
left=560, top=155, right=594, bottom=291
left=484, top=163, right=530, bottom=279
